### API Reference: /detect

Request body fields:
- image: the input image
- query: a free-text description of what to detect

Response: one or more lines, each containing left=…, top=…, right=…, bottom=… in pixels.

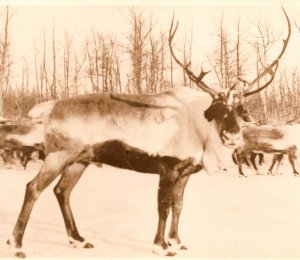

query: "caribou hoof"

left=15, top=251, right=26, bottom=258
left=83, top=242, right=94, bottom=248
left=168, top=238, right=188, bottom=252
left=179, top=245, right=188, bottom=250
left=69, top=238, right=94, bottom=249
left=7, top=239, right=26, bottom=258
left=152, top=243, right=176, bottom=256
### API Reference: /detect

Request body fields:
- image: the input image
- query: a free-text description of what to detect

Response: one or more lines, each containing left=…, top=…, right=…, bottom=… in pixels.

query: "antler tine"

left=242, top=7, right=291, bottom=97
left=169, top=14, right=218, bottom=97
left=243, top=62, right=279, bottom=97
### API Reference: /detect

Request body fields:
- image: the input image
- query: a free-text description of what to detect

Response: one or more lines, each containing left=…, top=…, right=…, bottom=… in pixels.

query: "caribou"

left=1, top=141, right=45, bottom=170
left=234, top=123, right=300, bottom=177
left=232, top=150, right=264, bottom=173
left=0, top=120, right=45, bottom=169
left=7, top=8, right=290, bottom=258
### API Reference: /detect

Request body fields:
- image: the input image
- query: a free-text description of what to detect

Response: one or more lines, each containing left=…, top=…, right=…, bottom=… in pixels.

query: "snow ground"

left=0, top=156, right=300, bottom=258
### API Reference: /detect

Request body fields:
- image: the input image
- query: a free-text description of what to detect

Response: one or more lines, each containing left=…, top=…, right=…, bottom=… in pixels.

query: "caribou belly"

left=92, top=140, right=202, bottom=174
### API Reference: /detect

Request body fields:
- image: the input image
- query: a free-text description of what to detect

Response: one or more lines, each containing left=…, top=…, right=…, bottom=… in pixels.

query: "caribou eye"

left=222, top=133, right=230, bottom=140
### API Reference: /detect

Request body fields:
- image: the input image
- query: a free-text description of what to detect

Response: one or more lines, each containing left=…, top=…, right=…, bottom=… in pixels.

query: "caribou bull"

left=7, top=8, right=290, bottom=258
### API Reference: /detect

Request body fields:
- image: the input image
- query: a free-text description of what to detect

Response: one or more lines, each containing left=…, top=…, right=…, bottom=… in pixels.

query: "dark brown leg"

left=153, top=175, right=174, bottom=256
left=7, top=151, right=78, bottom=258
left=168, top=174, right=190, bottom=251
left=54, top=161, right=93, bottom=248
left=249, top=152, right=258, bottom=171
left=288, top=154, right=299, bottom=176
left=268, top=154, right=283, bottom=175
left=21, top=153, right=29, bottom=170
left=236, top=154, right=247, bottom=177
left=258, top=153, right=264, bottom=165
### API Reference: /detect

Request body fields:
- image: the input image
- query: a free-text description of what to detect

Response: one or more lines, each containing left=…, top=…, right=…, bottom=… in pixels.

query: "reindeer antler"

left=241, top=7, right=291, bottom=97
left=169, top=14, right=218, bottom=98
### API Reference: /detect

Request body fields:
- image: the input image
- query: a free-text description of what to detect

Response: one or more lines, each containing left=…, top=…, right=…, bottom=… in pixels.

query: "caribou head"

left=169, top=7, right=291, bottom=148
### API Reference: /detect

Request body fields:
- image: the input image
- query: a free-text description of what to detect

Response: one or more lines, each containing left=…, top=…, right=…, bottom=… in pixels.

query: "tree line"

left=1, top=6, right=300, bottom=124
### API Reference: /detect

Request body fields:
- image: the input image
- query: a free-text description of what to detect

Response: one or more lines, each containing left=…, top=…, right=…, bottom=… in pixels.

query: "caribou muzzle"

left=221, top=130, right=242, bottom=148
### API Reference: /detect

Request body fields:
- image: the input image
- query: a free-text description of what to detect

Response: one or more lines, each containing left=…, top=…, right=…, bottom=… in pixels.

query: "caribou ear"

left=236, top=105, right=252, bottom=122
left=204, top=103, right=226, bottom=122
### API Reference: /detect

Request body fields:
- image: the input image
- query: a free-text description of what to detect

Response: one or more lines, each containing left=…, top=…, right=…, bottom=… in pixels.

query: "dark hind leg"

left=7, top=151, right=82, bottom=258
left=249, top=152, right=259, bottom=174
left=153, top=159, right=195, bottom=256
left=54, top=161, right=93, bottom=248
left=21, top=153, right=30, bottom=170
left=168, top=174, right=190, bottom=251
left=268, top=154, right=283, bottom=175
left=236, top=153, right=247, bottom=177
left=153, top=174, right=174, bottom=256
left=288, top=154, right=299, bottom=176
left=258, top=153, right=265, bottom=165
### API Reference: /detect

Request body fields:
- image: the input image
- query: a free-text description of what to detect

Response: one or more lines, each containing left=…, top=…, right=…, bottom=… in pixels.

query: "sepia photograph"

left=0, top=0, right=300, bottom=258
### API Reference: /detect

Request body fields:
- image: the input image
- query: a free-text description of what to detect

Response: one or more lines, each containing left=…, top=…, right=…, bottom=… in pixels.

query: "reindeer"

left=2, top=141, right=45, bottom=170
left=232, top=150, right=264, bottom=172
left=7, top=9, right=290, bottom=258
left=0, top=121, right=45, bottom=170
left=235, top=124, right=300, bottom=177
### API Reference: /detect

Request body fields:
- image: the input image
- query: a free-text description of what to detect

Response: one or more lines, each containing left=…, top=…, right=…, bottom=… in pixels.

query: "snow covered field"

left=0, top=157, right=300, bottom=258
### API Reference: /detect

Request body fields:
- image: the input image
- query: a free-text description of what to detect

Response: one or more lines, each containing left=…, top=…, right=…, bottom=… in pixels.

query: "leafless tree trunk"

left=50, top=25, right=57, bottom=99
left=250, top=18, right=277, bottom=123
left=63, top=32, right=72, bottom=98
left=0, top=6, right=12, bottom=116
left=208, top=12, right=238, bottom=90
left=159, top=32, right=167, bottom=92
left=34, top=42, right=40, bottom=99
left=72, top=52, right=86, bottom=96
left=40, top=32, right=49, bottom=99
left=126, top=7, right=152, bottom=94
left=85, top=31, right=122, bottom=94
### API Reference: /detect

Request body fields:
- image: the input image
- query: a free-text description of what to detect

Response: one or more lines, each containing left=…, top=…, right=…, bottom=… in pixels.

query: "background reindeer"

left=0, top=120, right=45, bottom=170
left=234, top=124, right=300, bottom=177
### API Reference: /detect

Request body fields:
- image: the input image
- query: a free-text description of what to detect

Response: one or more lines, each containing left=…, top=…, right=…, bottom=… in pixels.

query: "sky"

left=2, top=0, right=300, bottom=88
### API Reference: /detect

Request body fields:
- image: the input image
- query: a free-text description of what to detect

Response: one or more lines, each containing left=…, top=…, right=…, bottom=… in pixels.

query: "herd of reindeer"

left=1, top=7, right=299, bottom=258
left=1, top=114, right=299, bottom=178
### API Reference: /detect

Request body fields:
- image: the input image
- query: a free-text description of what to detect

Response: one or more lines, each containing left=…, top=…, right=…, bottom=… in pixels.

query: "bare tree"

left=86, top=30, right=101, bottom=93
left=249, top=18, right=278, bottom=122
left=33, top=33, right=49, bottom=101
left=208, top=12, right=240, bottom=90
left=85, top=30, right=122, bottom=94
left=50, top=25, right=57, bottom=99
left=0, top=6, right=12, bottom=116
left=63, top=32, right=72, bottom=98
left=72, top=51, right=86, bottom=96
left=126, top=7, right=152, bottom=94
